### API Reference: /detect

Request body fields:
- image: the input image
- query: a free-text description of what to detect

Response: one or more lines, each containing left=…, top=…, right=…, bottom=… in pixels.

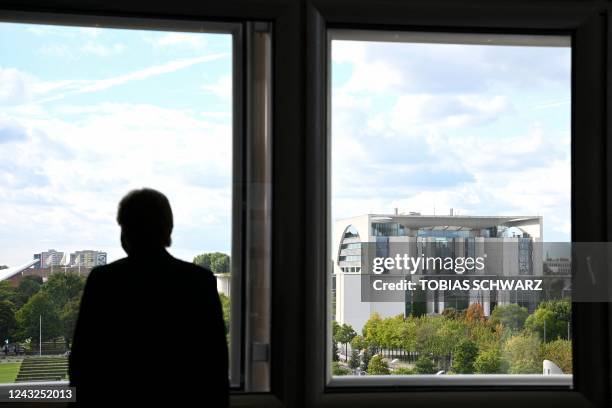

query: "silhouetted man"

left=69, top=188, right=229, bottom=406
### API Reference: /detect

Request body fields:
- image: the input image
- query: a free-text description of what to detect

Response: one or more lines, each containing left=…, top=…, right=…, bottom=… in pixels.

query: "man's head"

left=117, top=188, right=173, bottom=256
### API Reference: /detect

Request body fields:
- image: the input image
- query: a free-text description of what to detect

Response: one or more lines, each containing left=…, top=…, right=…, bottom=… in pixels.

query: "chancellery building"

left=333, top=211, right=546, bottom=333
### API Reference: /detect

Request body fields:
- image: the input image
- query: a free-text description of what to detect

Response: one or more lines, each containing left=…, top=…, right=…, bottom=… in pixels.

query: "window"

left=0, top=2, right=609, bottom=407
left=0, top=17, right=273, bottom=391
left=329, top=30, right=572, bottom=386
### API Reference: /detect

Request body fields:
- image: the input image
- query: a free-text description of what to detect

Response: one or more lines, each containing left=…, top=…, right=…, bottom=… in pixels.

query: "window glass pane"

left=330, top=31, right=571, bottom=382
left=0, top=22, right=233, bottom=383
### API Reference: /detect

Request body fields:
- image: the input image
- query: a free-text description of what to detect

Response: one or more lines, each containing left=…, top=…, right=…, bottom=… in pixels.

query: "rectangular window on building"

left=0, top=19, right=243, bottom=385
left=329, top=30, right=572, bottom=386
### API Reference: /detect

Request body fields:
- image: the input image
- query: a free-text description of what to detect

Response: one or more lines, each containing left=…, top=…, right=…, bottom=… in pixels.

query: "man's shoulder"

left=172, top=258, right=215, bottom=280
left=90, top=258, right=129, bottom=273
left=86, top=258, right=129, bottom=281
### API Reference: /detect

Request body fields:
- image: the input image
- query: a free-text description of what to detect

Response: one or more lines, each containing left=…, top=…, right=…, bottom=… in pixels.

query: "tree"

left=503, top=332, right=542, bottom=374
left=474, top=346, right=505, bottom=374
left=362, top=313, right=383, bottom=346
left=59, top=299, right=80, bottom=348
left=489, top=304, right=529, bottom=332
left=0, top=281, right=16, bottom=304
left=336, top=323, right=356, bottom=360
left=42, top=272, right=85, bottom=309
left=0, top=301, right=17, bottom=343
left=16, top=292, right=61, bottom=342
left=367, top=354, right=390, bottom=375
left=193, top=252, right=231, bottom=274
left=452, top=339, right=478, bottom=374
left=211, top=255, right=230, bottom=274
left=350, top=335, right=367, bottom=352
left=414, top=355, right=437, bottom=374
left=219, top=293, right=230, bottom=336
left=542, top=339, right=572, bottom=374
left=349, top=349, right=361, bottom=370
left=332, top=341, right=340, bottom=362
left=361, top=347, right=373, bottom=372
left=332, top=321, right=341, bottom=361
left=332, top=320, right=341, bottom=338
left=16, top=276, right=43, bottom=308
left=441, top=307, right=461, bottom=320
left=465, top=303, right=485, bottom=323
left=525, top=300, right=571, bottom=342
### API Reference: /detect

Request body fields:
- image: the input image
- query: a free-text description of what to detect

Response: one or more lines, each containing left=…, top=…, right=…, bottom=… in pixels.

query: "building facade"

left=333, top=212, right=544, bottom=333
left=33, top=249, right=64, bottom=269
left=69, top=250, right=107, bottom=268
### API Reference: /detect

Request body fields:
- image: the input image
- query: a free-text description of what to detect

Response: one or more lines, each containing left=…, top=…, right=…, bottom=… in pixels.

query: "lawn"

left=0, top=363, right=21, bottom=383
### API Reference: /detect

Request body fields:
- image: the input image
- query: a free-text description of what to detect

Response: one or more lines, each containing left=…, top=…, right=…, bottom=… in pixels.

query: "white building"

left=333, top=212, right=543, bottom=333
left=215, top=273, right=231, bottom=297
left=69, top=250, right=107, bottom=268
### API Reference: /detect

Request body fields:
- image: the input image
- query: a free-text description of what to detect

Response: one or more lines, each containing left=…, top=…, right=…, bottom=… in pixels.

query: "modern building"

left=33, top=249, right=65, bottom=269
left=544, top=257, right=571, bottom=275
left=333, top=212, right=543, bottom=333
left=543, top=256, right=572, bottom=300
left=69, top=250, right=107, bottom=268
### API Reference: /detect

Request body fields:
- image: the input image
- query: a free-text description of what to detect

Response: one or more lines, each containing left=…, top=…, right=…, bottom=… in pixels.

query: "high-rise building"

left=70, top=250, right=107, bottom=268
left=32, top=249, right=65, bottom=269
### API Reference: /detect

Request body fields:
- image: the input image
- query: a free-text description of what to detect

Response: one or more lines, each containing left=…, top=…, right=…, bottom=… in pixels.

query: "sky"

left=0, top=23, right=233, bottom=266
left=0, top=25, right=572, bottom=267
left=331, top=37, right=571, bottom=242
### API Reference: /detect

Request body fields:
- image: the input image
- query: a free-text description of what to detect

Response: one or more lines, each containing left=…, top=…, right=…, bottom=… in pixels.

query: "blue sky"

left=331, top=38, right=571, bottom=242
left=0, top=23, right=233, bottom=265
left=0, top=25, right=571, bottom=267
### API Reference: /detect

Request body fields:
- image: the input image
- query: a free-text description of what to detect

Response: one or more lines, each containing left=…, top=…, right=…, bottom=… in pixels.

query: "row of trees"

left=193, top=252, right=230, bottom=274
left=333, top=300, right=572, bottom=375
left=0, top=273, right=85, bottom=349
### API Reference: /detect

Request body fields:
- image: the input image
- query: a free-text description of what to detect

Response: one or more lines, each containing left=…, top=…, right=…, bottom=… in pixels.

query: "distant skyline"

left=0, top=23, right=233, bottom=266
left=331, top=37, right=571, bottom=242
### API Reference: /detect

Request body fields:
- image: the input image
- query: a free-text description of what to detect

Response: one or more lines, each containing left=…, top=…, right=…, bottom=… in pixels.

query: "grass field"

left=0, top=363, right=21, bottom=383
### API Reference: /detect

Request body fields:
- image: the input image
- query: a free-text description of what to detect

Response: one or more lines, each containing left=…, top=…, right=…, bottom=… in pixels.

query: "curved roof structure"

left=0, top=259, right=38, bottom=282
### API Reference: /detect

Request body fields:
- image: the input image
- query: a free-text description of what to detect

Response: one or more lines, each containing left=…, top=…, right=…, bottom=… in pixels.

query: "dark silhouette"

left=69, top=188, right=229, bottom=406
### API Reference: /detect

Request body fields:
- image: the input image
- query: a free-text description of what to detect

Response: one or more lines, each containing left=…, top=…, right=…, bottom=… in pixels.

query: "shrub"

left=474, top=346, right=505, bottom=374
left=349, top=349, right=361, bottom=369
left=367, top=354, right=390, bottom=375
left=489, top=304, right=529, bottom=332
left=503, top=332, right=542, bottom=374
left=393, top=366, right=414, bottom=375
left=332, top=361, right=350, bottom=376
left=465, top=303, right=485, bottom=323
left=414, top=355, right=437, bottom=374
left=541, top=339, right=572, bottom=373
left=452, top=339, right=478, bottom=374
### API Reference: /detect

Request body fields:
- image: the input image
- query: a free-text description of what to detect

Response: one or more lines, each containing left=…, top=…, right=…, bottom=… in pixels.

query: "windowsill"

left=0, top=380, right=69, bottom=387
left=328, top=374, right=572, bottom=387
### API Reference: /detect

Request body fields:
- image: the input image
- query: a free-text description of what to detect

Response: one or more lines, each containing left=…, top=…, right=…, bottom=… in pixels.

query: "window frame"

left=0, top=1, right=610, bottom=407
left=0, top=9, right=257, bottom=392
left=325, top=27, right=573, bottom=389
left=305, top=1, right=609, bottom=407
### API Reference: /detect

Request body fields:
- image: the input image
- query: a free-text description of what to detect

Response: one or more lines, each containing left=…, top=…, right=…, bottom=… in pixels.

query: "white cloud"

left=0, top=102, right=233, bottom=266
left=0, top=68, right=33, bottom=105
left=330, top=40, right=571, bottom=241
left=202, top=74, right=232, bottom=100
left=15, top=53, right=229, bottom=104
